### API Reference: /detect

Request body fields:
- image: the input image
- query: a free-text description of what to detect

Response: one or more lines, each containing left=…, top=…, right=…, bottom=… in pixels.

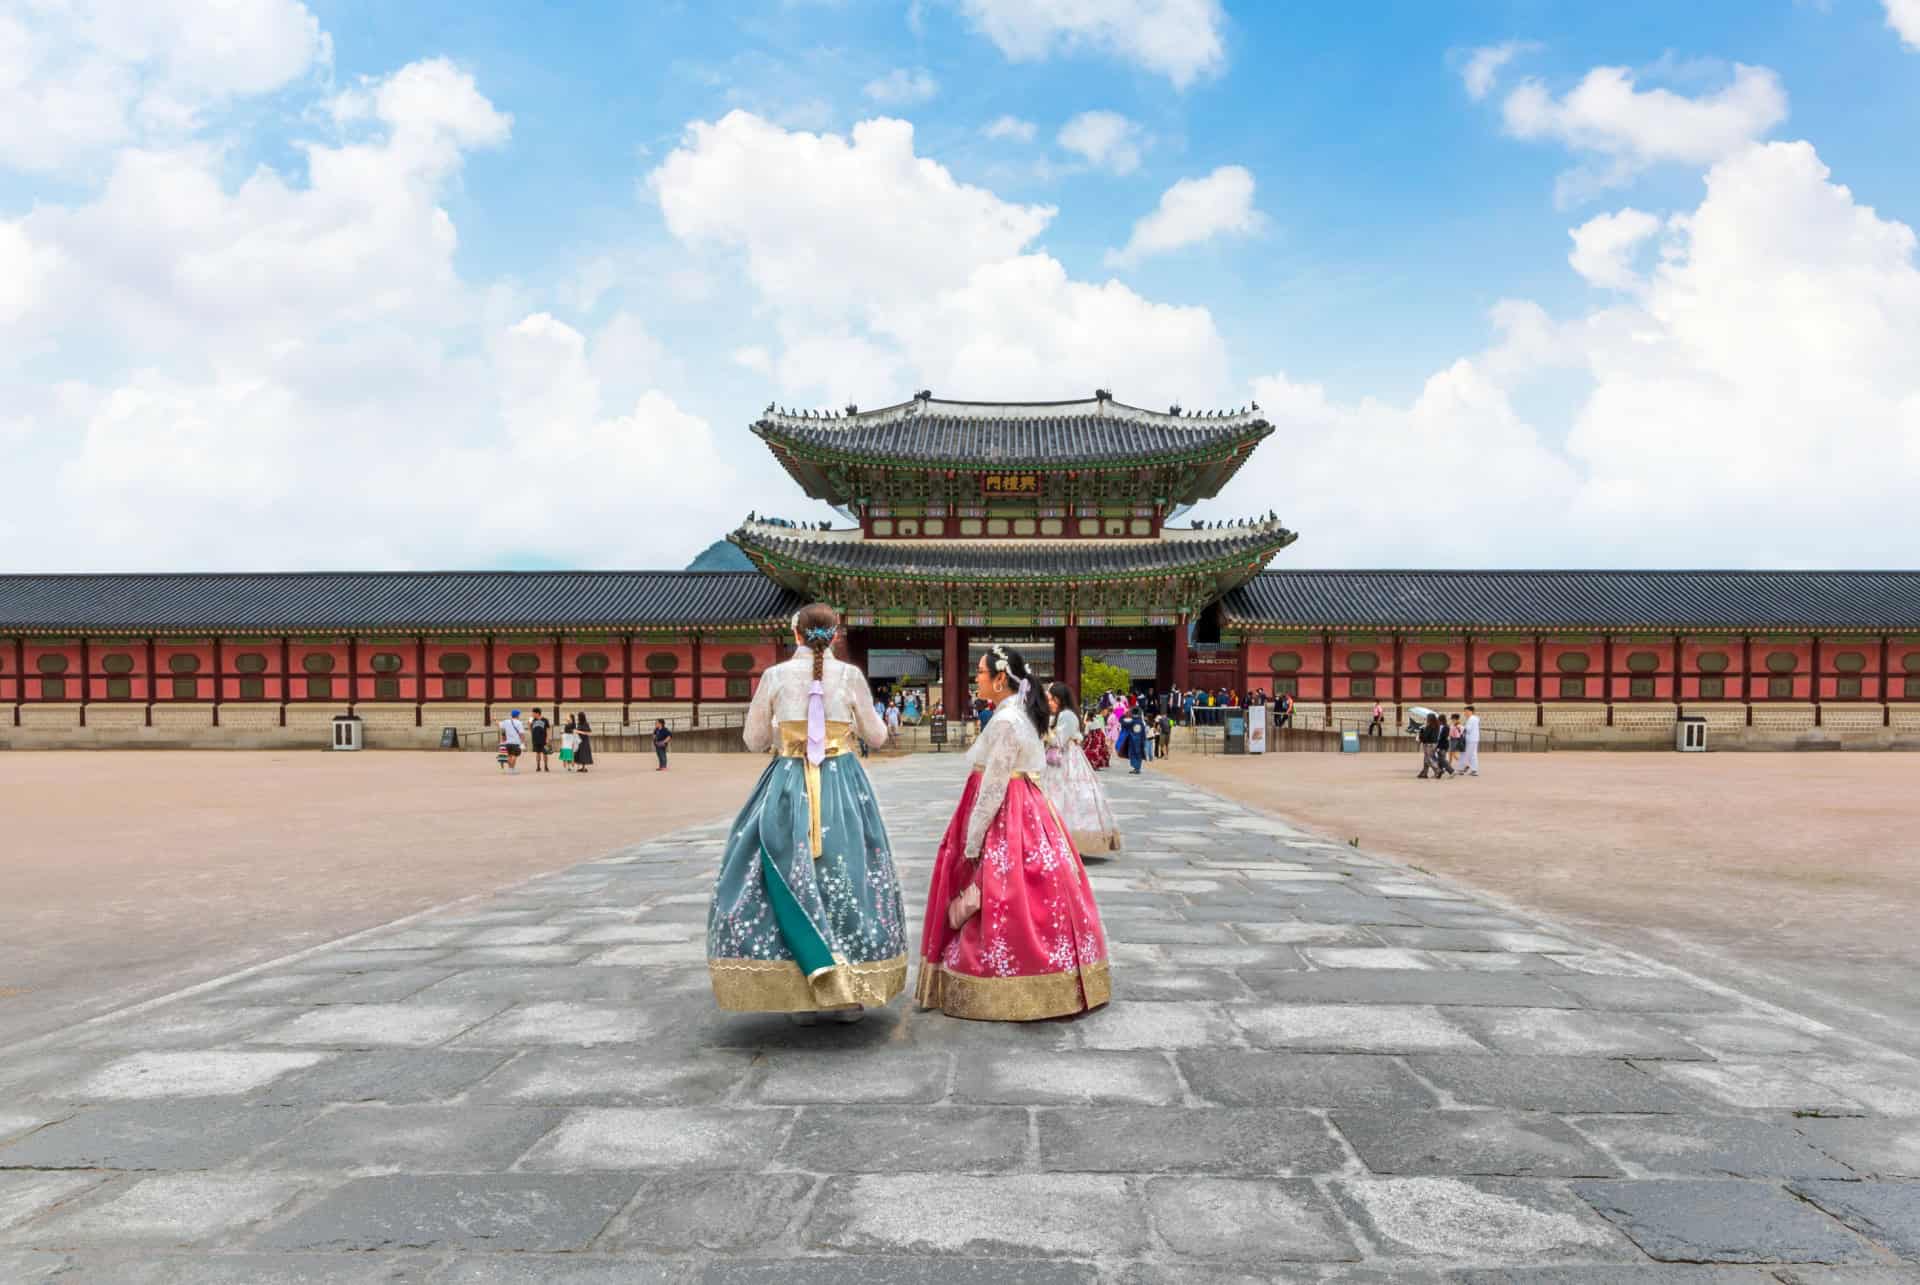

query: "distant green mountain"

left=686, top=538, right=754, bottom=571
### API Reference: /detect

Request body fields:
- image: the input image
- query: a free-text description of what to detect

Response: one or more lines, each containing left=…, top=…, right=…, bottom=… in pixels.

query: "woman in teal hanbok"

left=706, top=603, right=906, bottom=1020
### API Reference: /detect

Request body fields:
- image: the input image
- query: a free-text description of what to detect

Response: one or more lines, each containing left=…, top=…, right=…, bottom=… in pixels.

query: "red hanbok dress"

left=1082, top=725, right=1111, bottom=769
left=915, top=695, right=1111, bottom=1021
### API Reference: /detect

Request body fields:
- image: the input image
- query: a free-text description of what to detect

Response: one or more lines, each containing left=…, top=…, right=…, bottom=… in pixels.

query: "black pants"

left=655, top=747, right=668, bottom=768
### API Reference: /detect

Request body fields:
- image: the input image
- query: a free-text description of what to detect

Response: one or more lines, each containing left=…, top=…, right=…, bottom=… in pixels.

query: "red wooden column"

left=210, top=636, right=222, bottom=727
left=347, top=635, right=358, bottom=715
left=78, top=636, right=90, bottom=727
left=15, top=637, right=26, bottom=726
left=690, top=631, right=703, bottom=728
left=1062, top=622, right=1081, bottom=698
left=484, top=634, right=495, bottom=725
left=414, top=635, right=427, bottom=727
left=279, top=635, right=290, bottom=727
left=1882, top=633, right=1893, bottom=726
left=1742, top=633, right=1753, bottom=726
left=1392, top=633, right=1404, bottom=718
left=1171, top=617, right=1190, bottom=690
left=1811, top=634, right=1823, bottom=727
left=1532, top=633, right=1543, bottom=726
left=145, top=636, right=156, bottom=727
left=942, top=621, right=962, bottom=714
left=1673, top=632, right=1685, bottom=717
left=1602, top=634, right=1613, bottom=726
left=1322, top=629, right=1334, bottom=726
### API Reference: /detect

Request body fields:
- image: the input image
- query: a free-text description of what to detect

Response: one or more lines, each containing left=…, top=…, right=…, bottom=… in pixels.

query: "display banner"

left=1247, top=704, right=1268, bottom=753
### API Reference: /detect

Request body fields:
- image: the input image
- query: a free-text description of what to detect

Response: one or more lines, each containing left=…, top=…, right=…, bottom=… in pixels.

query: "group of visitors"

left=1415, top=704, right=1481, bottom=779
left=495, top=707, right=595, bottom=773
left=708, top=604, right=1113, bottom=1024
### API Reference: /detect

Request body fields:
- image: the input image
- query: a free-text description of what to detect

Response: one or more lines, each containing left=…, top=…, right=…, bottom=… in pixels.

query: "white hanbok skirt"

left=1040, top=737, right=1123, bottom=856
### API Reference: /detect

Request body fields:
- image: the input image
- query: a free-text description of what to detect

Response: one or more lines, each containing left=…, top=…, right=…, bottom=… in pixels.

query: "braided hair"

left=792, top=603, right=839, bottom=681
left=986, top=644, right=1050, bottom=736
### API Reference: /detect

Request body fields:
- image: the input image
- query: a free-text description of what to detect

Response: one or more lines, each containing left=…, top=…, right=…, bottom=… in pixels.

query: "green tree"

left=1080, top=658, right=1133, bottom=711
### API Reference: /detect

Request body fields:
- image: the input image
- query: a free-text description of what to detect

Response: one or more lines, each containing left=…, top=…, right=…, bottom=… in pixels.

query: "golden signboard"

left=981, top=472, right=1040, bottom=496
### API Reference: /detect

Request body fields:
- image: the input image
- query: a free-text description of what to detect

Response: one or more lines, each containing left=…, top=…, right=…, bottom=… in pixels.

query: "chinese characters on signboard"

left=981, top=472, right=1041, bottom=496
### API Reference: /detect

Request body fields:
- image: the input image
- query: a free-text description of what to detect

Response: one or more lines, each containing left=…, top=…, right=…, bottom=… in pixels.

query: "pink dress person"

left=916, top=692, right=1111, bottom=1021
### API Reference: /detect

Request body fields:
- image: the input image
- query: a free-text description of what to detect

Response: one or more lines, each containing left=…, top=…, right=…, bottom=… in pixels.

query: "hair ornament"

left=804, top=626, right=836, bottom=644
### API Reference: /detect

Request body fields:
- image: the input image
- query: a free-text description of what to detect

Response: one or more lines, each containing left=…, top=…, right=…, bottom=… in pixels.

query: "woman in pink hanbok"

left=916, top=645, right=1111, bottom=1021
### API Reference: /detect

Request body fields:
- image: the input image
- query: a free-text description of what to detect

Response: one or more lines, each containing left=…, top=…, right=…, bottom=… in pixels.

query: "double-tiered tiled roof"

left=729, top=518, right=1297, bottom=586
left=1220, top=570, right=1920, bottom=633
left=756, top=392, right=1272, bottom=505
left=0, top=571, right=804, bottom=635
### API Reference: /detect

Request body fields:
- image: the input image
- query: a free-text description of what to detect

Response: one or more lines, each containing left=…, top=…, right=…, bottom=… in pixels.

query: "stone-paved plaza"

left=1, top=756, right=1917, bottom=1282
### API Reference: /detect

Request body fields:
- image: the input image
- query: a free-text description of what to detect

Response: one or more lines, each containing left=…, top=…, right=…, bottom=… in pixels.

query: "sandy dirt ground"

left=1159, top=749, right=1920, bottom=1051
left=0, top=749, right=779, bottom=1046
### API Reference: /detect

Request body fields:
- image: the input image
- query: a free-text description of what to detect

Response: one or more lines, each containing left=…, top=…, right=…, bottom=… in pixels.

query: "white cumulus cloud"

left=983, top=114, right=1037, bottom=143
left=1460, top=41, right=1536, bottom=101
left=1888, top=0, right=1920, bottom=48
left=1209, top=140, right=1920, bottom=568
left=862, top=67, right=938, bottom=105
left=958, top=0, right=1226, bottom=88
left=1106, top=165, right=1264, bottom=267
left=1503, top=63, right=1788, bottom=203
left=1566, top=207, right=1662, bottom=290
left=0, top=0, right=327, bottom=173
left=1058, top=110, right=1144, bottom=175
left=648, top=110, right=1229, bottom=409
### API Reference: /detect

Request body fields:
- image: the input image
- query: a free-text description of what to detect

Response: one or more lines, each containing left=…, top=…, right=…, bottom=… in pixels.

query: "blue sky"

left=3, top=0, right=1918, bottom=572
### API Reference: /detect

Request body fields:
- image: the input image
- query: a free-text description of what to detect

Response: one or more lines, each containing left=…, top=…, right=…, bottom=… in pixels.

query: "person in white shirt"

left=498, top=709, right=524, bottom=773
left=1463, top=704, right=1482, bottom=776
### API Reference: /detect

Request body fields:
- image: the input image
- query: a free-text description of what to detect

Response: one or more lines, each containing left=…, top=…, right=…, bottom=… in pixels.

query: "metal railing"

left=1334, top=718, right=1551, bottom=753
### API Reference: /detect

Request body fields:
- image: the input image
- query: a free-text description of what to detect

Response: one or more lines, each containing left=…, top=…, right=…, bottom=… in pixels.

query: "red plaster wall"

left=1540, top=637, right=1605, bottom=702
left=0, top=640, right=15, bottom=703
left=154, top=640, right=215, bottom=701
left=287, top=641, right=350, bottom=702
left=424, top=642, right=482, bottom=701
left=357, top=641, right=420, bottom=702
left=23, top=641, right=82, bottom=700
left=1244, top=640, right=1327, bottom=701
left=220, top=642, right=284, bottom=701
left=1817, top=640, right=1879, bottom=701
left=1609, top=637, right=1676, bottom=701
left=1748, top=637, right=1812, bottom=701
left=1399, top=637, right=1466, bottom=704
left=89, top=644, right=150, bottom=701
left=1680, top=637, right=1746, bottom=702
left=1331, top=635, right=1393, bottom=702
left=1891, top=641, right=1920, bottom=702
left=497, top=640, right=559, bottom=702
left=702, top=640, right=775, bottom=702
left=1469, top=640, right=1536, bottom=702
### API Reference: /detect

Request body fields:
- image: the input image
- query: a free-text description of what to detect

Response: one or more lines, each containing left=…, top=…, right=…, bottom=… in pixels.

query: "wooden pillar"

left=1811, top=634, right=1822, bottom=726
left=1532, top=633, right=1543, bottom=726
left=1392, top=633, right=1404, bottom=717
left=415, top=635, right=426, bottom=727
left=1172, top=616, right=1190, bottom=690
left=1882, top=633, right=1892, bottom=727
left=1742, top=633, right=1753, bottom=725
left=145, top=636, right=156, bottom=727
left=78, top=636, right=89, bottom=727
left=347, top=635, right=358, bottom=715
left=1602, top=634, right=1613, bottom=726
left=1673, top=632, right=1685, bottom=717
left=279, top=635, right=290, bottom=727
left=942, top=621, right=962, bottom=714
left=210, top=636, right=221, bottom=727
left=689, top=631, right=702, bottom=728
left=552, top=631, right=565, bottom=725
left=1062, top=622, right=1081, bottom=699
left=14, top=636, right=25, bottom=725
left=621, top=633, right=634, bottom=726
left=1464, top=631, right=1476, bottom=710
left=484, top=633, right=495, bottom=725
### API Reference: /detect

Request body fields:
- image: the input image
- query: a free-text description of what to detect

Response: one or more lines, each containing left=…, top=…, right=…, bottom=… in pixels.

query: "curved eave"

left=751, top=418, right=1273, bottom=474
left=1219, top=617, right=1906, bottom=635
left=727, top=529, right=1298, bottom=590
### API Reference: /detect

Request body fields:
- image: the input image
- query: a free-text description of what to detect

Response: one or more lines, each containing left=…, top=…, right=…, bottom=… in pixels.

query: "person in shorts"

left=498, top=709, right=524, bottom=773
left=528, top=708, right=551, bottom=772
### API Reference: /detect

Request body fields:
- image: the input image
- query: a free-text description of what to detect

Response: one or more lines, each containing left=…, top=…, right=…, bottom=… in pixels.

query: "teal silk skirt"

left=706, top=748, right=908, bottom=1011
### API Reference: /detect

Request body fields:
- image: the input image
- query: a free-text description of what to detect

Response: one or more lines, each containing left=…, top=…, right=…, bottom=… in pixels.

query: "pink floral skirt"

left=915, top=773, right=1111, bottom=1021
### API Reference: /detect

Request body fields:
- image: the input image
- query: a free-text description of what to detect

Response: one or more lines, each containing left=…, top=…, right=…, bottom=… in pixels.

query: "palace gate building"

left=4, top=392, right=1920, bottom=749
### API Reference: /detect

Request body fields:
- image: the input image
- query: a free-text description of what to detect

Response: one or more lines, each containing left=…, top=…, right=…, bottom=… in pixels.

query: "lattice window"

left=579, top=676, right=606, bottom=700
left=650, top=677, right=675, bottom=699
left=1418, top=652, right=1448, bottom=673
left=1559, top=677, right=1586, bottom=698
left=1268, top=651, right=1302, bottom=674
left=1420, top=678, right=1444, bottom=698
left=443, top=677, right=469, bottom=700
left=1699, top=677, right=1725, bottom=699
left=1487, top=650, right=1523, bottom=673
left=1556, top=653, right=1590, bottom=673
left=1491, top=678, right=1516, bottom=698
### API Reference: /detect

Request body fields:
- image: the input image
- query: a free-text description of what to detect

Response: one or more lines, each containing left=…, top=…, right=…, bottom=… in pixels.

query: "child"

left=560, top=717, right=577, bottom=771
left=653, top=718, right=672, bottom=771
left=495, top=736, right=509, bottom=771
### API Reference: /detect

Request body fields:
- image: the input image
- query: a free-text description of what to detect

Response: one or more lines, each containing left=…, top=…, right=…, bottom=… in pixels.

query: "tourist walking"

left=1463, top=704, right=1482, bottom=776
left=653, top=718, right=672, bottom=771
left=1368, top=700, right=1385, bottom=737
left=1083, top=712, right=1112, bottom=769
left=1123, top=702, right=1148, bottom=774
left=917, top=645, right=1110, bottom=1021
left=1417, top=712, right=1440, bottom=779
left=1040, top=681, right=1122, bottom=855
left=528, top=708, right=551, bottom=772
left=1156, top=708, right=1172, bottom=757
left=560, top=716, right=577, bottom=770
left=707, top=603, right=906, bottom=1018
left=1448, top=713, right=1465, bottom=773
left=572, top=710, right=594, bottom=773
left=498, top=709, right=524, bottom=773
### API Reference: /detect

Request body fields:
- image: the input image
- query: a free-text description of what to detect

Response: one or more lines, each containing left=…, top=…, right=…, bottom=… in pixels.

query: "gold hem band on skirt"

left=1072, top=829, right=1122, bottom=855
left=913, top=959, right=1112, bottom=1022
left=710, top=954, right=907, bottom=1013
